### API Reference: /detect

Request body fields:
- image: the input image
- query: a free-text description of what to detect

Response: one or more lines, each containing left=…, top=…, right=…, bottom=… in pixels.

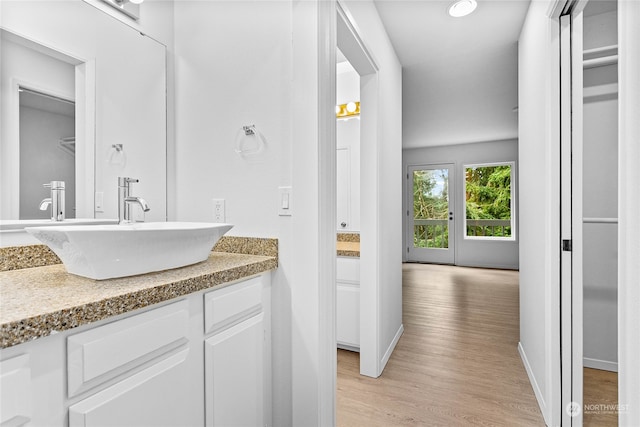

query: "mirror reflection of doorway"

left=19, top=87, right=75, bottom=219
left=407, top=164, right=454, bottom=264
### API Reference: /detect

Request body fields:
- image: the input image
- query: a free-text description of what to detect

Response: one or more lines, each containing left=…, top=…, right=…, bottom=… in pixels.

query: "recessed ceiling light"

left=448, top=0, right=477, bottom=17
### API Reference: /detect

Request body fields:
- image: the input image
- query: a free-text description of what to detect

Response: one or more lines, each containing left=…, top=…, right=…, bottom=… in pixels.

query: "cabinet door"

left=204, top=314, right=264, bottom=427
left=0, top=354, right=32, bottom=426
left=337, top=284, right=360, bottom=349
left=68, top=349, right=198, bottom=426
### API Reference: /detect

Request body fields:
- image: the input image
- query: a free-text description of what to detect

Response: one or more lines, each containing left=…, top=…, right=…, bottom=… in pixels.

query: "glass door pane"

left=407, top=164, right=454, bottom=264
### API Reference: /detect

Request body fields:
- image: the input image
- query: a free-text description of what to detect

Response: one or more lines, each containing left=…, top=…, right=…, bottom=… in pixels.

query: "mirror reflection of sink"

left=25, top=222, right=233, bottom=280
left=0, top=219, right=118, bottom=231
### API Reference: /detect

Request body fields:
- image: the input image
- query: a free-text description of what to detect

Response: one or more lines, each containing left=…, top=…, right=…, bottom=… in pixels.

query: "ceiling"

left=372, top=0, right=531, bottom=148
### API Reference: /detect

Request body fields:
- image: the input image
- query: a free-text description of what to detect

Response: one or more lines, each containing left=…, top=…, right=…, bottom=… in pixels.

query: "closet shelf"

left=583, top=44, right=618, bottom=69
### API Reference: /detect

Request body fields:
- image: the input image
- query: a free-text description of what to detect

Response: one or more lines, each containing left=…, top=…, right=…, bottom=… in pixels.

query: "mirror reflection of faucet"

left=39, top=181, right=65, bottom=221
left=118, top=177, right=150, bottom=224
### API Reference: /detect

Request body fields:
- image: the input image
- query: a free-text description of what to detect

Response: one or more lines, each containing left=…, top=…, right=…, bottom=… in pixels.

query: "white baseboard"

left=380, top=324, right=404, bottom=375
left=518, top=342, right=549, bottom=425
left=584, top=357, right=618, bottom=372
left=337, top=343, right=360, bottom=353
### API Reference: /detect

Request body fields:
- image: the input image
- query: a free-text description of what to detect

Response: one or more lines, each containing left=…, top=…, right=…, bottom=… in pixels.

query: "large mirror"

left=0, top=0, right=167, bottom=224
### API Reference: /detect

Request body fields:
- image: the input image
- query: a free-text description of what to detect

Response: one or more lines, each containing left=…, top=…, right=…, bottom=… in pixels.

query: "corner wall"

left=342, top=0, right=403, bottom=376
left=517, top=1, right=561, bottom=425
left=173, top=2, right=294, bottom=424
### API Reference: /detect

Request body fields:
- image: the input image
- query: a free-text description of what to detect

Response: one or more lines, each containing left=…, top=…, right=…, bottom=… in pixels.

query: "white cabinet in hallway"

left=337, top=257, right=360, bottom=350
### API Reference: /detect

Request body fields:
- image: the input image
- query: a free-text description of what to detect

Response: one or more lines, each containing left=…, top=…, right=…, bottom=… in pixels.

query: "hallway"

left=337, top=263, right=544, bottom=426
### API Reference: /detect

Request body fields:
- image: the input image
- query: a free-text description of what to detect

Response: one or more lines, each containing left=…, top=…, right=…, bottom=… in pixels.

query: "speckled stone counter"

left=337, top=233, right=360, bottom=257
left=0, top=244, right=61, bottom=271
left=337, top=241, right=360, bottom=257
left=0, top=235, right=277, bottom=272
left=0, top=237, right=277, bottom=349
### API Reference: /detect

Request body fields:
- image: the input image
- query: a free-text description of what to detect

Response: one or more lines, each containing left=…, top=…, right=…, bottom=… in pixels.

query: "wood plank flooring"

left=337, top=263, right=544, bottom=426
left=583, top=367, right=618, bottom=426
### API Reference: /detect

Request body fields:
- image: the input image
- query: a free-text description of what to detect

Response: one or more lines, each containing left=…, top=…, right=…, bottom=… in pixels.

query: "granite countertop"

left=337, top=232, right=360, bottom=257
left=337, top=241, right=360, bottom=257
left=0, top=237, right=277, bottom=349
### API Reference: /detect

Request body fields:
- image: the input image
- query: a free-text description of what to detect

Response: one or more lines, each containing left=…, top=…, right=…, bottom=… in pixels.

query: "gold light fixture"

left=336, top=101, right=360, bottom=118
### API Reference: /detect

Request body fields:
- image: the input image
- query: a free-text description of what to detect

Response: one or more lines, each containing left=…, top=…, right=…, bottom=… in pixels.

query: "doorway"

left=18, top=87, right=76, bottom=219
left=406, top=164, right=454, bottom=264
left=336, top=1, right=382, bottom=379
left=560, top=1, right=620, bottom=425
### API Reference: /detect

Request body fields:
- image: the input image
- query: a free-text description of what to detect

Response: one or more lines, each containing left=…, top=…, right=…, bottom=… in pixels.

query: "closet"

left=582, top=1, right=618, bottom=424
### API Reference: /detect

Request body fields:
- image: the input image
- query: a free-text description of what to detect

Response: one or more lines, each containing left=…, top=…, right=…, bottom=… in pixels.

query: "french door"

left=407, top=164, right=454, bottom=264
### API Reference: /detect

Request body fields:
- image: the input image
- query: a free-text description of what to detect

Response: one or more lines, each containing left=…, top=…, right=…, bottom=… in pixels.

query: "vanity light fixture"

left=448, top=0, right=477, bottom=17
left=336, top=101, right=360, bottom=118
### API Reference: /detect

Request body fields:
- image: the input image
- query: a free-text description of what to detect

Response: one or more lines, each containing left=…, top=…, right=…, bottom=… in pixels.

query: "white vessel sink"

left=25, top=222, right=233, bottom=280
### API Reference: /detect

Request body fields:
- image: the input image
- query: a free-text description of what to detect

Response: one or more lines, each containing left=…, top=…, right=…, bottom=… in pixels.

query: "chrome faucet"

left=39, top=181, right=65, bottom=221
left=118, top=177, right=150, bottom=224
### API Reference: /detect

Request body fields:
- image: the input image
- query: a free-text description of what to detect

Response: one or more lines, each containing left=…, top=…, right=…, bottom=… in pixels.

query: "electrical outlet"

left=213, top=199, right=225, bottom=222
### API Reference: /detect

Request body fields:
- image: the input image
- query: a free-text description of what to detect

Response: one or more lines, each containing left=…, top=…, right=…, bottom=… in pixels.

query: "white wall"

left=173, top=2, right=294, bottom=424
left=174, top=0, right=402, bottom=423
left=517, top=1, right=561, bottom=425
left=403, top=139, right=519, bottom=270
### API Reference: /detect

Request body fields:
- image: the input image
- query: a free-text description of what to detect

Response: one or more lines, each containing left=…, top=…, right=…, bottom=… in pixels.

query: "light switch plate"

left=95, top=192, right=104, bottom=212
left=278, top=186, right=292, bottom=216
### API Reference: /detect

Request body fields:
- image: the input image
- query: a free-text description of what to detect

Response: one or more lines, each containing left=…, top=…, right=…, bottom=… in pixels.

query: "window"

left=464, top=162, right=515, bottom=240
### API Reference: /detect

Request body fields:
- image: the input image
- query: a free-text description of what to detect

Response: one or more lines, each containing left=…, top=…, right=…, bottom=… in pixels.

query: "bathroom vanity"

left=0, top=238, right=277, bottom=426
left=336, top=234, right=360, bottom=351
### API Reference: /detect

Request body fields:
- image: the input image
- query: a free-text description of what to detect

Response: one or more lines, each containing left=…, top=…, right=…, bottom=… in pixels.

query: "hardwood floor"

left=337, top=263, right=544, bottom=426
left=583, top=368, right=618, bottom=426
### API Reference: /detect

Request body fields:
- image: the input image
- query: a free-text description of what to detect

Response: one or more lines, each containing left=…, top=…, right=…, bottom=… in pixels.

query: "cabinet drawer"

left=204, top=276, right=263, bottom=335
left=67, top=300, right=189, bottom=398
left=337, top=257, right=360, bottom=283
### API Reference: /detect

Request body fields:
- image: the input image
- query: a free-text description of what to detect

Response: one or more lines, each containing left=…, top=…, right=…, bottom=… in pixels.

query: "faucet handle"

left=118, top=177, right=139, bottom=186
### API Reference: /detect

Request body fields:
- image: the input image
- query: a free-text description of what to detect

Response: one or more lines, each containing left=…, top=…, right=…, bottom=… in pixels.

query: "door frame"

left=559, top=7, right=586, bottom=425
left=406, top=163, right=455, bottom=264
left=336, top=0, right=382, bottom=379
left=618, top=1, right=640, bottom=424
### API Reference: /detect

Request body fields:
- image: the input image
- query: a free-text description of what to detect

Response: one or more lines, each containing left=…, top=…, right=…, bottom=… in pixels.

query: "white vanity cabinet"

left=67, top=300, right=200, bottom=427
left=0, top=273, right=272, bottom=427
left=336, top=256, right=360, bottom=351
left=203, top=276, right=271, bottom=427
left=0, top=354, right=32, bottom=426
